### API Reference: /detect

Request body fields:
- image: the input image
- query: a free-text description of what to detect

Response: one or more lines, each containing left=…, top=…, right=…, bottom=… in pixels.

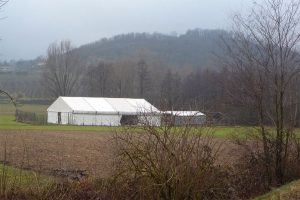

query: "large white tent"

left=47, top=97, right=161, bottom=126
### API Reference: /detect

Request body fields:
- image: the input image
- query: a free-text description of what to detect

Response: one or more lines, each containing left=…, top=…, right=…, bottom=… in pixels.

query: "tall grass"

left=0, top=139, right=54, bottom=199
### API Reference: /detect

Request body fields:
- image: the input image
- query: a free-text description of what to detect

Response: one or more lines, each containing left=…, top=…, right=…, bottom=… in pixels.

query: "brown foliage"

left=230, top=131, right=300, bottom=199
left=112, top=123, right=234, bottom=200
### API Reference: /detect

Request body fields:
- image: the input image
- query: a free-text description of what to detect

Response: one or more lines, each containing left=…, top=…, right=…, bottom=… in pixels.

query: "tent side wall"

left=47, top=112, right=58, bottom=124
left=174, top=115, right=206, bottom=125
left=61, top=112, right=70, bottom=124
left=71, top=113, right=121, bottom=126
left=47, top=111, right=70, bottom=125
left=47, top=97, right=73, bottom=125
left=138, top=115, right=161, bottom=126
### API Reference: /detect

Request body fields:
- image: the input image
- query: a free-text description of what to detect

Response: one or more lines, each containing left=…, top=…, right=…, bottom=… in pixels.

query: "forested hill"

left=75, top=29, right=229, bottom=68
left=0, top=29, right=232, bottom=110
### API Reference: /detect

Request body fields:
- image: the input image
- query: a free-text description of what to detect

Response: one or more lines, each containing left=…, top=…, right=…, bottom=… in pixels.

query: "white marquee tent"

left=47, top=97, right=161, bottom=126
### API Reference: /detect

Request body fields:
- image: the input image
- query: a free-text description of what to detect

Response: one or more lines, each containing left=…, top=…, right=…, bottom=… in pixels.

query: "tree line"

left=42, top=41, right=231, bottom=121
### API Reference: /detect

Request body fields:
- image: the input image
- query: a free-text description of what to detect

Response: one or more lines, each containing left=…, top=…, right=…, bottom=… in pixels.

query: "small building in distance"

left=162, top=111, right=206, bottom=126
left=47, top=97, right=161, bottom=126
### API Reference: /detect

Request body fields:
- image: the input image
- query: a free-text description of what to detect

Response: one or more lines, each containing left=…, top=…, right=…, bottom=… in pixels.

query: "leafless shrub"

left=112, top=115, right=233, bottom=200
left=221, top=0, right=300, bottom=197
left=230, top=128, right=300, bottom=199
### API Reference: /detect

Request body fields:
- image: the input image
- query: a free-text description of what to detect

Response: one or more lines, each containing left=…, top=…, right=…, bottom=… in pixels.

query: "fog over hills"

left=1, top=28, right=230, bottom=70
left=0, top=0, right=251, bottom=60
left=74, top=29, right=229, bottom=69
left=0, top=29, right=231, bottom=107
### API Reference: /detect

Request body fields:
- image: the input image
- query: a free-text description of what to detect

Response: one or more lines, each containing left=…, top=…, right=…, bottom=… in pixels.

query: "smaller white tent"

left=162, top=111, right=206, bottom=125
left=47, top=97, right=161, bottom=126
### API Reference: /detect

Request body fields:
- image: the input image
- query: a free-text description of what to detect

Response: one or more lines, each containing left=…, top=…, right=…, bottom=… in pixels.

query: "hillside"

left=0, top=29, right=231, bottom=101
left=74, top=29, right=229, bottom=68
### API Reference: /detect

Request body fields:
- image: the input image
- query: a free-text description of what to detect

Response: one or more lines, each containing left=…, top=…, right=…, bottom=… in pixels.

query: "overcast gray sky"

left=0, top=0, right=254, bottom=61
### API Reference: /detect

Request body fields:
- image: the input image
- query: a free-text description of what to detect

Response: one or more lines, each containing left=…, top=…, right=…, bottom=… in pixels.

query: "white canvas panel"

left=138, top=115, right=161, bottom=126
left=47, top=112, right=69, bottom=124
left=62, top=97, right=95, bottom=113
left=72, top=114, right=93, bottom=125
left=49, top=97, right=160, bottom=115
left=83, top=114, right=96, bottom=125
left=61, top=112, right=69, bottom=125
left=72, top=113, right=121, bottom=126
left=126, top=99, right=160, bottom=113
left=84, top=98, right=116, bottom=114
left=47, top=97, right=72, bottom=112
left=164, top=111, right=205, bottom=116
left=47, top=112, right=58, bottom=124
left=95, top=114, right=121, bottom=126
left=105, top=98, right=137, bottom=114
left=72, top=114, right=84, bottom=125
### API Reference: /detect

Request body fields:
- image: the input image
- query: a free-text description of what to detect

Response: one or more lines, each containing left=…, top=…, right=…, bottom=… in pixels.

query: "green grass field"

left=0, top=164, right=53, bottom=192
left=0, top=103, right=47, bottom=115
left=0, top=115, right=124, bottom=132
left=0, top=114, right=252, bottom=136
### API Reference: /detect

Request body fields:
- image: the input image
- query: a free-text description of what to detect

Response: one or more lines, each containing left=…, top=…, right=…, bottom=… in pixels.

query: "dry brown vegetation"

left=0, top=129, right=238, bottom=180
left=0, top=128, right=245, bottom=200
left=1, top=128, right=299, bottom=199
left=0, top=130, right=115, bottom=179
left=111, top=125, right=237, bottom=199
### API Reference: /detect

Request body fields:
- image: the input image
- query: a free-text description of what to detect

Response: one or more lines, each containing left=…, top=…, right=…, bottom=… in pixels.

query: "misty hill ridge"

left=75, top=29, right=228, bottom=68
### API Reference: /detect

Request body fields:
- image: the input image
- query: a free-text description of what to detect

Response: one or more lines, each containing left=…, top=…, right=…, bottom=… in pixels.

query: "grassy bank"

left=253, top=180, right=300, bottom=200
left=0, top=103, right=47, bottom=116
left=0, top=164, right=53, bottom=193
left=0, top=115, right=122, bottom=132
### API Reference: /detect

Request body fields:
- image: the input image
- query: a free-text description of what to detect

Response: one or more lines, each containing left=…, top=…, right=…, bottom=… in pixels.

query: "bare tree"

left=43, top=40, right=80, bottom=97
left=160, top=69, right=181, bottom=110
left=0, top=1, right=13, bottom=106
left=86, top=61, right=113, bottom=97
left=224, top=0, right=300, bottom=186
left=113, top=117, right=232, bottom=200
left=114, top=59, right=137, bottom=97
left=137, top=59, right=151, bottom=98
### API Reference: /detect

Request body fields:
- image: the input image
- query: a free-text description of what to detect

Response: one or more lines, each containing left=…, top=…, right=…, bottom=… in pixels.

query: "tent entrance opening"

left=120, top=115, right=138, bottom=125
left=58, top=112, right=61, bottom=124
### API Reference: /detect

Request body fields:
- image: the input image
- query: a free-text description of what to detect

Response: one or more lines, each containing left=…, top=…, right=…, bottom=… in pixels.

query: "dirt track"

left=0, top=130, right=239, bottom=179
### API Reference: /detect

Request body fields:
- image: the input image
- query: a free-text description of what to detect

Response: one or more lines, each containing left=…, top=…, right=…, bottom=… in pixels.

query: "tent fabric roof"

left=163, top=111, right=205, bottom=116
left=48, top=97, right=159, bottom=115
